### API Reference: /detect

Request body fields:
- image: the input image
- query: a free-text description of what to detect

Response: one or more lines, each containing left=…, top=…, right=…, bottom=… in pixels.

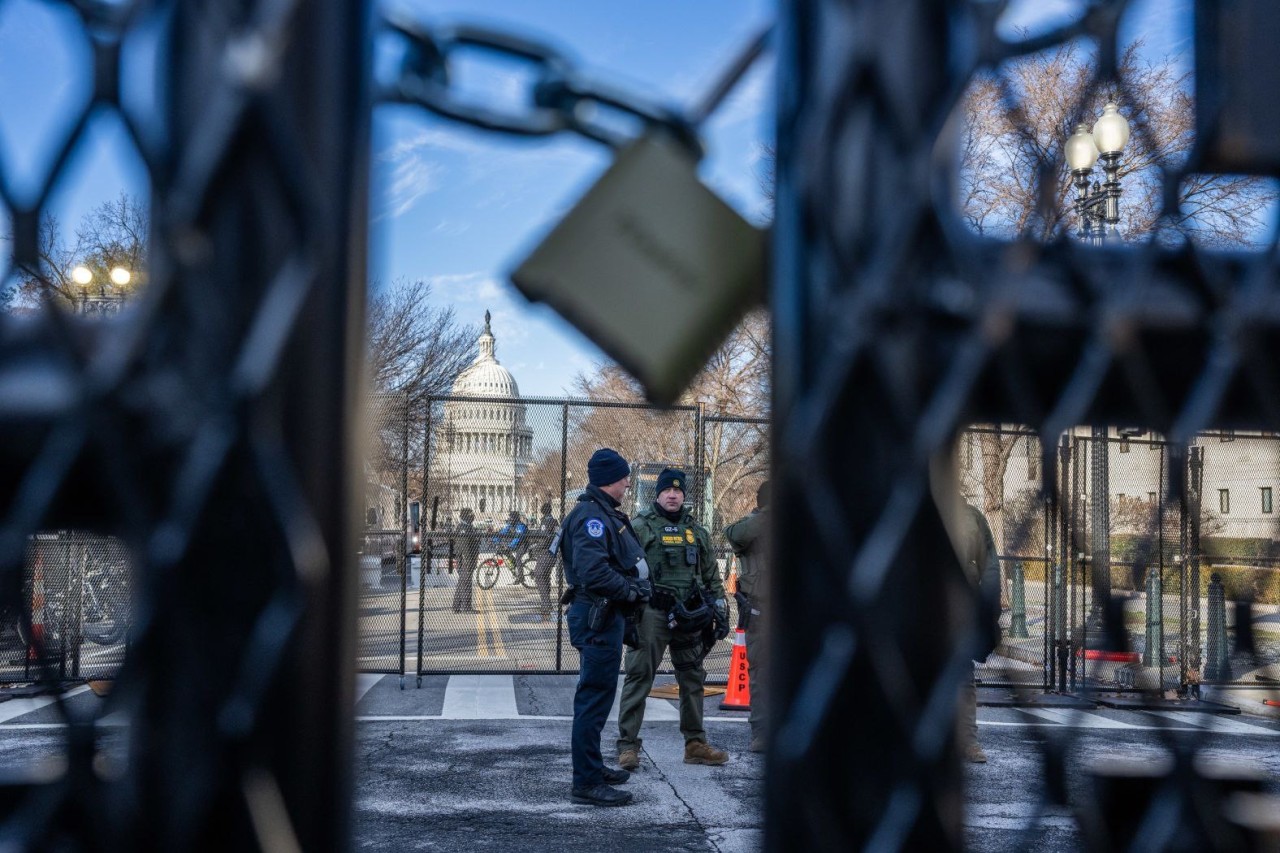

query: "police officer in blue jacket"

left=561, top=447, right=652, bottom=807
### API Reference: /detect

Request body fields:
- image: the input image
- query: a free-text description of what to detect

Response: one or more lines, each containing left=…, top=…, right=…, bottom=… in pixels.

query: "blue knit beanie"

left=655, top=467, right=686, bottom=496
left=588, top=448, right=630, bottom=487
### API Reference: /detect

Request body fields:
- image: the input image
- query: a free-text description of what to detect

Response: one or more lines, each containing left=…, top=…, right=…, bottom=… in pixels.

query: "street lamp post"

left=1064, top=104, right=1130, bottom=655
left=71, top=264, right=131, bottom=317
left=1064, top=102, right=1131, bottom=245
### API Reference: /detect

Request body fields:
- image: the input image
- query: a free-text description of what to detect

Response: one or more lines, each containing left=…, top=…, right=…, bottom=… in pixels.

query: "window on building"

left=1220, top=489, right=1231, bottom=514
left=1263, top=487, right=1273, bottom=514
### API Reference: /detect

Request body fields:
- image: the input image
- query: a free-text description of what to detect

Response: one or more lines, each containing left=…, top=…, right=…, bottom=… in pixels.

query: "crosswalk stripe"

left=644, top=696, right=683, bottom=721
left=440, top=673, right=520, bottom=719
left=1019, top=708, right=1138, bottom=729
left=0, top=685, right=91, bottom=724
left=1149, top=711, right=1280, bottom=736
left=354, top=674, right=381, bottom=704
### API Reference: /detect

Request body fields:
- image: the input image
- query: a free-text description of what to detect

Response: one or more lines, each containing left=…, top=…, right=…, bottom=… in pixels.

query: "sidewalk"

left=353, top=674, right=763, bottom=852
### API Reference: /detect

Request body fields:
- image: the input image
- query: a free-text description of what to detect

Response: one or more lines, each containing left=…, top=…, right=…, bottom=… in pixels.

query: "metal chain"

left=378, top=12, right=772, bottom=159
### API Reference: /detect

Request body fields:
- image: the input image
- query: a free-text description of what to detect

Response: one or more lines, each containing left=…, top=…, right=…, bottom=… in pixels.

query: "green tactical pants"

left=616, top=603, right=707, bottom=752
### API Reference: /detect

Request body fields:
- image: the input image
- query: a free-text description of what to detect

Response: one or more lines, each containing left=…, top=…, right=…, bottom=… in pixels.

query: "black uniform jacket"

left=562, top=484, right=645, bottom=602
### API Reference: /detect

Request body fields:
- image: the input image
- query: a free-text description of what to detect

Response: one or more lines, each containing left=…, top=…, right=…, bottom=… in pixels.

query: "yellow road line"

left=488, top=586, right=506, bottom=659
left=475, top=586, right=488, bottom=658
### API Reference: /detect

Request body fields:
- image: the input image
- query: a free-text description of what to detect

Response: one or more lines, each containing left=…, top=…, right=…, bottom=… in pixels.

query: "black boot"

left=570, top=784, right=633, bottom=807
left=601, top=766, right=630, bottom=785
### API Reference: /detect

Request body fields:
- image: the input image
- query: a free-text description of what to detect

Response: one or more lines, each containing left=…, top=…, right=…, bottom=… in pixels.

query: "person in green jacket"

left=724, top=480, right=770, bottom=753
left=616, top=467, right=730, bottom=770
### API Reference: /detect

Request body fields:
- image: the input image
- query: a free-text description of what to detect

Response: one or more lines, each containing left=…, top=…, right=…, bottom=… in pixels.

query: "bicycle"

left=18, top=541, right=130, bottom=650
left=476, top=548, right=537, bottom=590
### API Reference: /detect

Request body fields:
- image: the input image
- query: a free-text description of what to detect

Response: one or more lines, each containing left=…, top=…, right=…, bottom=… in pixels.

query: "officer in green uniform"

left=617, top=468, right=730, bottom=770
left=724, top=480, right=770, bottom=753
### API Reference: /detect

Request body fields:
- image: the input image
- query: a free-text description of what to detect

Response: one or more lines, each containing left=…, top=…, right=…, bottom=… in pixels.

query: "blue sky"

left=0, top=0, right=1192, bottom=396
left=369, top=0, right=775, bottom=396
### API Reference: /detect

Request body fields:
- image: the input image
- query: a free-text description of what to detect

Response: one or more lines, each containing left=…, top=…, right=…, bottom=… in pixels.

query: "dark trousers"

left=452, top=561, right=474, bottom=611
left=533, top=556, right=554, bottom=617
left=567, top=598, right=623, bottom=790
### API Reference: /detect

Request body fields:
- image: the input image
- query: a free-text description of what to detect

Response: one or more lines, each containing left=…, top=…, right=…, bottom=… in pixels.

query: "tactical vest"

left=652, top=521, right=700, bottom=592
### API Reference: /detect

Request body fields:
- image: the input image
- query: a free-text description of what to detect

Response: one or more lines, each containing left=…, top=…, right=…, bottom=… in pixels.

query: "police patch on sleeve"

left=585, top=518, right=605, bottom=539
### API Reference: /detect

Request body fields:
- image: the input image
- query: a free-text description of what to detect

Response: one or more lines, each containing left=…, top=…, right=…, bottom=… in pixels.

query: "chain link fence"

left=1, top=533, right=131, bottom=684
left=9, top=416, right=1277, bottom=694
left=963, top=426, right=1280, bottom=695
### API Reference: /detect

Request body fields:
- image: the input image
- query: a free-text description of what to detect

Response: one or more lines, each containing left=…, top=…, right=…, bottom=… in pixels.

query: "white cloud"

left=383, top=157, right=441, bottom=218
left=432, top=219, right=470, bottom=236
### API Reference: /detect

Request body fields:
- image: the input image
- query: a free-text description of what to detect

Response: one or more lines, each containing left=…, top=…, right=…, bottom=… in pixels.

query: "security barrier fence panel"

left=959, top=427, right=1051, bottom=688
left=358, top=394, right=411, bottom=675
left=2, top=533, right=132, bottom=684
left=12, top=415, right=1275, bottom=693
left=413, top=396, right=714, bottom=676
left=701, top=415, right=770, bottom=679
left=962, top=427, right=1280, bottom=694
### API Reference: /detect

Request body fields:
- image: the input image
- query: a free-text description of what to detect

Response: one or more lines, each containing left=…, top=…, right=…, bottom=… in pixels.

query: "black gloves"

left=625, top=578, right=652, bottom=603
left=712, top=597, right=732, bottom=641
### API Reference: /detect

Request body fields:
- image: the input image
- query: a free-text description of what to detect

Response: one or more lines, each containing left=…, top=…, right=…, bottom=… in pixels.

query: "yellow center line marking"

left=475, top=585, right=487, bottom=658
left=489, top=586, right=506, bottom=659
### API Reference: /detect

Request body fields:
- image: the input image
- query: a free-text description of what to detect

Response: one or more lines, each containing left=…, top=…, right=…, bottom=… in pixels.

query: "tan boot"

left=684, top=740, right=729, bottom=766
left=964, top=743, right=988, bottom=764
left=618, top=748, right=640, bottom=771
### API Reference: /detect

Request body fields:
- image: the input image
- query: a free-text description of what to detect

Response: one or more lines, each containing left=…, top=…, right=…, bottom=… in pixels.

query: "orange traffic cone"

left=725, top=556, right=738, bottom=595
left=27, top=558, right=46, bottom=661
left=719, top=628, right=751, bottom=710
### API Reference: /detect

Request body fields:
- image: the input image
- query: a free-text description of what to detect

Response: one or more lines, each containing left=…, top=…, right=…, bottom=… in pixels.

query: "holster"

left=623, top=613, right=641, bottom=650
left=650, top=588, right=677, bottom=613
left=559, top=587, right=576, bottom=607
left=733, top=590, right=752, bottom=631
left=669, top=628, right=709, bottom=671
left=587, top=596, right=613, bottom=632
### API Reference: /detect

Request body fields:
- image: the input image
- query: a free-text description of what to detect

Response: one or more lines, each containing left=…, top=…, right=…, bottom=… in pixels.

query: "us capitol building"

left=433, top=312, right=535, bottom=525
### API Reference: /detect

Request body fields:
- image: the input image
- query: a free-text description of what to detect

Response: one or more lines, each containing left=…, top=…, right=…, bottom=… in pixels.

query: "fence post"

left=1204, top=572, right=1230, bottom=681
left=1053, top=560, right=1068, bottom=693
left=1009, top=561, right=1029, bottom=639
left=556, top=401, right=569, bottom=673
left=398, top=393, right=409, bottom=690
left=1143, top=567, right=1162, bottom=668
left=417, top=401, right=432, bottom=688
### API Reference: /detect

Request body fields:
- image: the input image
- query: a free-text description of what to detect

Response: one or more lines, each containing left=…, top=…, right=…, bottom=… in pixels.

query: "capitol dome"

left=451, top=313, right=520, bottom=398
left=434, top=311, right=535, bottom=526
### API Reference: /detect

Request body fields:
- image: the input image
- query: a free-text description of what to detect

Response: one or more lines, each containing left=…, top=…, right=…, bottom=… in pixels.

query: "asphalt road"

left=3, top=675, right=1278, bottom=851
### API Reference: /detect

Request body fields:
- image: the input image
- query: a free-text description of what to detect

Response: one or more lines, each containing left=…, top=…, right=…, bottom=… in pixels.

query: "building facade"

left=959, top=426, right=1280, bottom=550
left=434, top=312, right=534, bottom=527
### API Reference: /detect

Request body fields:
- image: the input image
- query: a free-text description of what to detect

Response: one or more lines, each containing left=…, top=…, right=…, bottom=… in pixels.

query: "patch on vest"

left=685, top=528, right=695, bottom=544
left=585, top=518, right=605, bottom=539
